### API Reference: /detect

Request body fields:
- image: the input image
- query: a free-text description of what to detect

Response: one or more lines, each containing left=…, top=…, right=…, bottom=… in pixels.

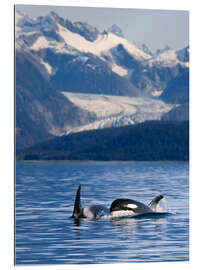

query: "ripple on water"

left=15, top=161, right=189, bottom=265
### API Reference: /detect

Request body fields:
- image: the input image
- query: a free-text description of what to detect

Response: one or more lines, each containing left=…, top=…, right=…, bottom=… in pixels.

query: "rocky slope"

left=160, top=70, right=189, bottom=120
left=16, top=50, right=95, bottom=149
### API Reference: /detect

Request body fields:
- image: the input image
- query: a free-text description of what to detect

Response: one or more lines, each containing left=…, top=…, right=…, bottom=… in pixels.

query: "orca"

left=71, top=184, right=109, bottom=219
left=71, top=185, right=165, bottom=219
left=110, top=195, right=164, bottom=218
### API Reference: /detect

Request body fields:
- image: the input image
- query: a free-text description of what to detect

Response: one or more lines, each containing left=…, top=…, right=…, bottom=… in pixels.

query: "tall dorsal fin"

left=72, top=184, right=82, bottom=218
left=148, top=195, right=164, bottom=211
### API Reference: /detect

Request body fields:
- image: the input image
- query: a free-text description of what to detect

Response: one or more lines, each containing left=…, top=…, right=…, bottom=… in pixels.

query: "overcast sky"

left=15, top=4, right=189, bottom=53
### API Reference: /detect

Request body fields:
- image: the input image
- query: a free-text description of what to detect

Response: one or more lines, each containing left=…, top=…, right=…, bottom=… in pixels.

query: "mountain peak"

left=73, top=21, right=99, bottom=41
left=133, top=42, right=153, bottom=56
left=49, top=11, right=60, bottom=19
left=108, top=24, right=124, bottom=38
left=155, top=45, right=173, bottom=56
left=176, top=46, right=189, bottom=63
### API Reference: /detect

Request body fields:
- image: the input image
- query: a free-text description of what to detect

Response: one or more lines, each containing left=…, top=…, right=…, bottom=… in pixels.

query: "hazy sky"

left=16, top=4, right=189, bottom=52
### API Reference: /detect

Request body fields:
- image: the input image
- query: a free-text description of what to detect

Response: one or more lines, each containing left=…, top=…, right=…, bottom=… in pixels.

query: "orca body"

left=71, top=185, right=109, bottom=219
left=71, top=185, right=164, bottom=219
left=110, top=195, right=164, bottom=218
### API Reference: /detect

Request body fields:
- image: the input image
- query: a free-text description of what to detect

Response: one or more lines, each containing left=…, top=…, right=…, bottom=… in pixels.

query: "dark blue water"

left=15, top=161, right=189, bottom=265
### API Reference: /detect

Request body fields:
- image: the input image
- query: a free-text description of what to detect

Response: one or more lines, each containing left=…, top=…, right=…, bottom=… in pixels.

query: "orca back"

left=110, top=198, right=152, bottom=216
left=83, top=205, right=109, bottom=219
left=71, top=185, right=109, bottom=219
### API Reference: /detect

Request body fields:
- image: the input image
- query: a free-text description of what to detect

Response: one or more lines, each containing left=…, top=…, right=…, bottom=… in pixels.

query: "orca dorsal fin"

left=72, top=184, right=82, bottom=218
left=148, top=195, right=164, bottom=211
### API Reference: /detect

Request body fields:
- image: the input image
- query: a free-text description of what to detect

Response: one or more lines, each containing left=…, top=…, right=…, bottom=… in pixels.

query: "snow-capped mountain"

left=16, top=11, right=149, bottom=79
left=133, top=42, right=153, bottom=56
left=146, top=47, right=189, bottom=68
left=16, top=11, right=150, bottom=60
left=16, top=11, right=189, bottom=97
left=15, top=11, right=189, bottom=149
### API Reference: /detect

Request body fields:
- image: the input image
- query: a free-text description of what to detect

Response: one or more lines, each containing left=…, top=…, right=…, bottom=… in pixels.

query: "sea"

left=15, top=161, right=189, bottom=265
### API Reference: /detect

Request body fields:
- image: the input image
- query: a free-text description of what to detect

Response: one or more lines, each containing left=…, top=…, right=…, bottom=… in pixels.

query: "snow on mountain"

left=15, top=11, right=29, bottom=33
left=16, top=11, right=189, bottom=71
left=155, top=45, right=172, bottom=56
left=62, top=92, right=175, bottom=134
left=30, top=36, right=50, bottom=50
left=15, top=11, right=24, bottom=25
left=15, top=10, right=189, bottom=148
left=15, top=11, right=151, bottom=78
left=40, top=59, right=53, bottom=74
left=15, top=11, right=189, bottom=96
left=133, top=41, right=153, bottom=56
left=111, top=63, right=128, bottom=76
left=15, top=12, right=40, bottom=35
left=146, top=48, right=189, bottom=68
left=28, top=22, right=151, bottom=62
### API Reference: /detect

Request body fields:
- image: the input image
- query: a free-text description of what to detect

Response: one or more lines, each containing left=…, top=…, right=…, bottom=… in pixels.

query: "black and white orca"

left=71, top=184, right=109, bottom=219
left=110, top=195, right=164, bottom=218
left=71, top=185, right=165, bottom=219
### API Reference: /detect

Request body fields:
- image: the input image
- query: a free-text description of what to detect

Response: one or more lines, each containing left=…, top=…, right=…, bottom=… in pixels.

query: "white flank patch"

left=110, top=210, right=137, bottom=218
left=127, top=203, right=138, bottom=209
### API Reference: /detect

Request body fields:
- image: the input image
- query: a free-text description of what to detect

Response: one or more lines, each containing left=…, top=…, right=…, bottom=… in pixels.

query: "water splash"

left=155, top=197, right=169, bottom=213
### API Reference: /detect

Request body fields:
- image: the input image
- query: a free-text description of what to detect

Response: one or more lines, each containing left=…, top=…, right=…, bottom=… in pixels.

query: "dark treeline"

left=16, top=120, right=189, bottom=161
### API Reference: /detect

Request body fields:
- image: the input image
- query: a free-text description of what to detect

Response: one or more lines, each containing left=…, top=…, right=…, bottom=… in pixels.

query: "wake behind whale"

left=71, top=185, right=168, bottom=220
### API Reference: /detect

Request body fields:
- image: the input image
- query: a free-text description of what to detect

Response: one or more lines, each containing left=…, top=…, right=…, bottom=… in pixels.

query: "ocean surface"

left=15, top=161, right=189, bottom=265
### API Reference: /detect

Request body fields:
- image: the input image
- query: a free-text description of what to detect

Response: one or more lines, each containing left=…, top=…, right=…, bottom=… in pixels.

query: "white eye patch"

left=127, top=203, right=138, bottom=209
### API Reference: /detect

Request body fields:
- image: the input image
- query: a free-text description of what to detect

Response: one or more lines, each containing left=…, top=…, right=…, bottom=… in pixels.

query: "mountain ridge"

left=15, top=49, right=96, bottom=149
left=16, top=11, right=189, bottom=96
left=15, top=11, right=189, bottom=149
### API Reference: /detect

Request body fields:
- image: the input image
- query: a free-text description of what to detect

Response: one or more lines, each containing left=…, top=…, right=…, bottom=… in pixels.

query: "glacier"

left=62, top=92, right=176, bottom=134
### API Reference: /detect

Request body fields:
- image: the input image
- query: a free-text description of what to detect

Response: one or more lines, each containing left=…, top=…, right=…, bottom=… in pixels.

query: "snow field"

left=62, top=92, right=175, bottom=134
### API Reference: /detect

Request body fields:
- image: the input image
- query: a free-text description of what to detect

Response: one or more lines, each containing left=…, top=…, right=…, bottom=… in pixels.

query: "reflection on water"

left=15, top=161, right=189, bottom=265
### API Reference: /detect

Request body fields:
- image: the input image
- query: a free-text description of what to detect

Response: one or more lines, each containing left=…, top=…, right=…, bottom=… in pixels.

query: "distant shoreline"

left=16, top=160, right=189, bottom=164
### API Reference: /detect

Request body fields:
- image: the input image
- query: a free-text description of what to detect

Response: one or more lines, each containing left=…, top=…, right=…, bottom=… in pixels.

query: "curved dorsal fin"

left=148, top=195, right=164, bottom=210
left=72, top=184, right=82, bottom=218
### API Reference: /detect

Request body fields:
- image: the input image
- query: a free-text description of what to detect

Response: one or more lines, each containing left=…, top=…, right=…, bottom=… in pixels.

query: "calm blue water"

left=15, top=161, right=189, bottom=265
